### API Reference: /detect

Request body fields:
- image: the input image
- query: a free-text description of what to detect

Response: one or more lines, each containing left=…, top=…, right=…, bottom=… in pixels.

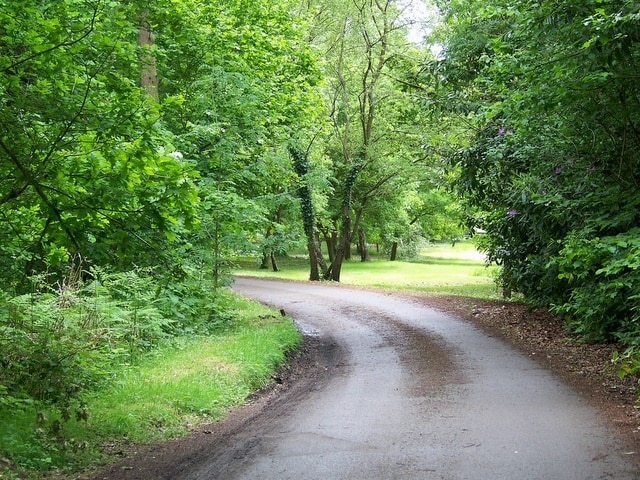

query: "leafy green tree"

left=0, top=0, right=200, bottom=290
left=303, top=0, right=437, bottom=279
left=0, top=1, right=327, bottom=456
left=145, top=0, right=324, bottom=283
left=437, top=0, right=640, bottom=340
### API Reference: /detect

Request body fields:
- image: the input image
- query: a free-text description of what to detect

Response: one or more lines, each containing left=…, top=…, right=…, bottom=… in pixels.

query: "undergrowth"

left=0, top=257, right=300, bottom=477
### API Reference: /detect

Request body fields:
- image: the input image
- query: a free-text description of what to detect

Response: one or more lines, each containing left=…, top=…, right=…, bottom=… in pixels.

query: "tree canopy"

left=0, top=0, right=201, bottom=287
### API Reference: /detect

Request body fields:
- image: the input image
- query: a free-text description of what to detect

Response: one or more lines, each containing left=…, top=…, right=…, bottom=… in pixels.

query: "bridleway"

left=101, top=277, right=638, bottom=480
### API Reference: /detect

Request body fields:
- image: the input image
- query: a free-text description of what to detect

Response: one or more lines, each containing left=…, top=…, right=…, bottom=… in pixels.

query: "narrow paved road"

left=189, top=277, right=637, bottom=479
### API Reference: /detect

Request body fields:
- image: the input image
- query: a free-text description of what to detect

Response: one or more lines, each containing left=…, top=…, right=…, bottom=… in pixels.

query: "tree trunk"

left=307, top=239, right=319, bottom=279
left=289, top=144, right=327, bottom=280
left=390, top=241, right=398, bottom=261
left=327, top=156, right=362, bottom=280
left=322, top=229, right=336, bottom=263
left=358, top=227, right=369, bottom=261
left=327, top=210, right=349, bottom=281
left=261, top=224, right=273, bottom=270
left=344, top=244, right=351, bottom=260
left=270, top=253, right=279, bottom=272
left=138, top=13, right=158, bottom=101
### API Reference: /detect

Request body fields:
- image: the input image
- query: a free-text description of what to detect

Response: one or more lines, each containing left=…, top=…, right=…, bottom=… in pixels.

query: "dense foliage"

left=0, top=0, right=322, bottom=465
left=0, top=0, right=200, bottom=287
left=435, top=0, right=640, bottom=344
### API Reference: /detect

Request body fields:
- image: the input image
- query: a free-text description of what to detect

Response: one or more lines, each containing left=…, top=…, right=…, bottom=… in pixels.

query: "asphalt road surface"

left=165, top=277, right=638, bottom=480
left=99, top=277, right=639, bottom=480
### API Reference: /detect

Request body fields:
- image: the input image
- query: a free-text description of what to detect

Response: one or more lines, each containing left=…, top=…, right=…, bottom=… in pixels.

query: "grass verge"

left=0, top=293, right=300, bottom=479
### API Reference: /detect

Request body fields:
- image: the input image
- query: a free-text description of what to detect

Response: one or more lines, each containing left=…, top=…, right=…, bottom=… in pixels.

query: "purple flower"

left=554, top=165, right=563, bottom=174
left=498, top=126, right=506, bottom=135
left=507, top=209, right=518, bottom=218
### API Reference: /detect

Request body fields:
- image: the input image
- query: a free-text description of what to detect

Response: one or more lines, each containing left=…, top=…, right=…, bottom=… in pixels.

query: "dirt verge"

left=79, top=335, right=344, bottom=480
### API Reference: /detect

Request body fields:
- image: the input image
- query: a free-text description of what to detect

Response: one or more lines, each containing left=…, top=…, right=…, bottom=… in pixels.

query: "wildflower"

left=507, top=209, right=518, bottom=218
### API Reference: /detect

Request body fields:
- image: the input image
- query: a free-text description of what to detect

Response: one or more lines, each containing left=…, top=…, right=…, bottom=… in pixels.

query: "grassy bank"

left=0, top=293, right=300, bottom=479
left=236, top=241, right=501, bottom=299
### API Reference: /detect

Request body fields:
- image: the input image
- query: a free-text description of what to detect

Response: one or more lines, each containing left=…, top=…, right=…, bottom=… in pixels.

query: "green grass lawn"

left=235, top=241, right=502, bottom=299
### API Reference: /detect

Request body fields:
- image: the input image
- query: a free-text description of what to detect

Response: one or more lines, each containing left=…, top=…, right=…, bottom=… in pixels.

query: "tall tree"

left=142, top=0, right=325, bottom=281
left=304, top=0, right=431, bottom=280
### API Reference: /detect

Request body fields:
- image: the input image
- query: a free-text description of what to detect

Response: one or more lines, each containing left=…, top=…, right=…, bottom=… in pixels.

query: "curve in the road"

left=192, top=277, right=638, bottom=479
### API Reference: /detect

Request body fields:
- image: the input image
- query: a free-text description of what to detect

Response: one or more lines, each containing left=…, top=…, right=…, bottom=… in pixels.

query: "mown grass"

left=235, top=241, right=502, bottom=299
left=0, top=293, right=300, bottom=478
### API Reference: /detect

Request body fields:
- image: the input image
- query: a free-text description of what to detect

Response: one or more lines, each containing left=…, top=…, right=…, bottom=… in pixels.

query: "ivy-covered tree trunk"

left=289, top=144, right=327, bottom=281
left=328, top=203, right=351, bottom=281
left=326, top=162, right=360, bottom=281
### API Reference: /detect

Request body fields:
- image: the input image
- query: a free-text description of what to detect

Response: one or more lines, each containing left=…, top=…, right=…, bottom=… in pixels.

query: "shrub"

left=552, top=229, right=640, bottom=343
left=0, top=261, right=174, bottom=440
